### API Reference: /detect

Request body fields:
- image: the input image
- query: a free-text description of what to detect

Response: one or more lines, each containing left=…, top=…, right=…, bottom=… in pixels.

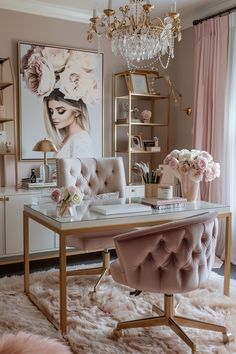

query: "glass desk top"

left=24, top=198, right=230, bottom=231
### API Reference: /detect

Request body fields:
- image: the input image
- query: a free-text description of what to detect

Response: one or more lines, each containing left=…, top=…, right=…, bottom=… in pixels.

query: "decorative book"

left=21, top=181, right=57, bottom=189
left=90, top=203, right=152, bottom=215
left=142, top=197, right=187, bottom=210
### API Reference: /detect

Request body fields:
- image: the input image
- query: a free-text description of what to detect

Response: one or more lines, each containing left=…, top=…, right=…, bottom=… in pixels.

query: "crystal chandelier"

left=87, top=0, right=181, bottom=70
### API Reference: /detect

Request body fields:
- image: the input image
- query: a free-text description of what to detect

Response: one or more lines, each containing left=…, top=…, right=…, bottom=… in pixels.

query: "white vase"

left=179, top=173, right=200, bottom=201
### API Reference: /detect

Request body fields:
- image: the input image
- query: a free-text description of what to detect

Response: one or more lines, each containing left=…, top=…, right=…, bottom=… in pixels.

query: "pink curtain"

left=192, top=16, right=228, bottom=203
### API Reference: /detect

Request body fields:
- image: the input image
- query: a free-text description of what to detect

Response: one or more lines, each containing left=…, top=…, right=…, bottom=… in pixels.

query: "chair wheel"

left=88, top=290, right=97, bottom=301
left=223, top=332, right=234, bottom=344
left=112, top=328, right=122, bottom=340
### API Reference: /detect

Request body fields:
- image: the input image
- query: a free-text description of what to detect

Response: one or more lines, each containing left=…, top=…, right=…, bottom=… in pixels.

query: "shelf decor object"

left=0, top=57, right=18, bottom=190
left=87, top=0, right=181, bottom=70
left=33, top=138, right=58, bottom=183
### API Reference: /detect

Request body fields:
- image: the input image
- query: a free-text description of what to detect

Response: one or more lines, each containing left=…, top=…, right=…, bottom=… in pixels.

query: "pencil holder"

left=145, top=184, right=159, bottom=198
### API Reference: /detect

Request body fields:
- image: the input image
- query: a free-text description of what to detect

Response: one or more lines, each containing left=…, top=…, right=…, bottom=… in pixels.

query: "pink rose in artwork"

left=42, top=47, right=70, bottom=72
left=59, top=63, right=87, bottom=101
left=23, top=54, right=56, bottom=96
left=67, top=51, right=97, bottom=72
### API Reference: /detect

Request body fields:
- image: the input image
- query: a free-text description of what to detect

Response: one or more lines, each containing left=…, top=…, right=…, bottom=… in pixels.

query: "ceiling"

left=0, top=0, right=236, bottom=28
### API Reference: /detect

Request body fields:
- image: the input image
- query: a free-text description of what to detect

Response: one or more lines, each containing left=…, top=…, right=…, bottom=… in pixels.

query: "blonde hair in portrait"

left=43, top=88, right=90, bottom=149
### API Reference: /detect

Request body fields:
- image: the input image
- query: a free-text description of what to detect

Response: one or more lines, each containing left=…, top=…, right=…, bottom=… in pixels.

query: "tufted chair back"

left=56, top=157, right=126, bottom=198
left=55, top=156, right=130, bottom=293
left=111, top=212, right=218, bottom=294
left=110, top=212, right=233, bottom=352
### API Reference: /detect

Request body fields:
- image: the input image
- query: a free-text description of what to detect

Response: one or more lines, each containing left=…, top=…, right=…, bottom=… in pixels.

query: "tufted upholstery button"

left=104, top=181, right=107, bottom=185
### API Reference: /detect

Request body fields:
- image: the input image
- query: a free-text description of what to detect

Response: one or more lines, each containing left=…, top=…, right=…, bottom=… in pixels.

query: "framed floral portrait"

left=18, top=41, right=104, bottom=160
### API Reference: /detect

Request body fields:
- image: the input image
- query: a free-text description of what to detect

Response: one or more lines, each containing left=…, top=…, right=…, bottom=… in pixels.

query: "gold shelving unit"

left=0, top=57, right=18, bottom=190
left=113, top=70, right=170, bottom=184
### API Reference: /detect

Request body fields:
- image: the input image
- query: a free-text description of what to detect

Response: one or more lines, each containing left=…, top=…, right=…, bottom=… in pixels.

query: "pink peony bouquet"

left=140, top=110, right=152, bottom=123
left=163, top=149, right=220, bottom=182
left=51, top=186, right=84, bottom=208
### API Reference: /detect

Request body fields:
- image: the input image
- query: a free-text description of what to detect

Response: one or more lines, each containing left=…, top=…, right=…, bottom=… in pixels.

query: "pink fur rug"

left=0, top=332, right=71, bottom=354
left=0, top=268, right=235, bottom=354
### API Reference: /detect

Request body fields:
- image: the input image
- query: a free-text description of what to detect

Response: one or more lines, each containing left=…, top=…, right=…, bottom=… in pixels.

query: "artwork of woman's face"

left=48, top=100, right=76, bottom=130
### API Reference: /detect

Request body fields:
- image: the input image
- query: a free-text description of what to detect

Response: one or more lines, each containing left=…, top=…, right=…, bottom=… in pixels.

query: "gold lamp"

left=33, top=138, right=57, bottom=182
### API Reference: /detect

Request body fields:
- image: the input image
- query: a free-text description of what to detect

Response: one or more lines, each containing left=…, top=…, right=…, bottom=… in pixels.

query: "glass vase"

left=56, top=204, right=76, bottom=218
left=179, top=173, right=200, bottom=201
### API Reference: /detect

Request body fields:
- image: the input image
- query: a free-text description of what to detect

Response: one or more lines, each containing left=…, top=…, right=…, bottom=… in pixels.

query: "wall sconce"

left=176, top=93, right=192, bottom=116
left=32, top=138, right=57, bottom=182
left=164, top=75, right=192, bottom=117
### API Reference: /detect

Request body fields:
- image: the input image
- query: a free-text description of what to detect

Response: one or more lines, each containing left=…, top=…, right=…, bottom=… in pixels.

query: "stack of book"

left=21, top=178, right=57, bottom=189
left=142, top=197, right=187, bottom=210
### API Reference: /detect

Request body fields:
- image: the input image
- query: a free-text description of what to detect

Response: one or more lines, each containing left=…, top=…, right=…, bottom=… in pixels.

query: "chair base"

left=113, top=294, right=233, bottom=354
left=66, top=249, right=110, bottom=292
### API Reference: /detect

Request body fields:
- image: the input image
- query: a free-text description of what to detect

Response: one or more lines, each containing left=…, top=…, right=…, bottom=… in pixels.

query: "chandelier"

left=87, top=0, right=181, bottom=70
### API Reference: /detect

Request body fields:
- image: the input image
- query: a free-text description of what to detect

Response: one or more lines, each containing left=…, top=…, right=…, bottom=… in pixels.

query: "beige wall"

left=171, top=26, right=195, bottom=150
left=0, top=8, right=194, bottom=187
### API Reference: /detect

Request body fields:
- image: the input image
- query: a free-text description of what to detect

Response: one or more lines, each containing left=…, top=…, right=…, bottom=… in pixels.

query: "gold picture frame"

left=18, top=41, right=104, bottom=160
left=130, top=74, right=148, bottom=94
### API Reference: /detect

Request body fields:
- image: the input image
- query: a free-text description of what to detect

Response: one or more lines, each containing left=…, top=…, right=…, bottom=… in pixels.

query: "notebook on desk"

left=90, top=203, right=152, bottom=215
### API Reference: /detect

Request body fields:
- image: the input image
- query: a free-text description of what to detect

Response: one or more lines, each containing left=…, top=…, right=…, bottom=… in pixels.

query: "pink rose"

left=194, top=157, right=208, bottom=171
left=168, top=157, right=179, bottom=170
left=170, top=149, right=180, bottom=158
left=198, top=151, right=213, bottom=162
left=51, top=189, right=61, bottom=203
left=163, top=153, right=172, bottom=165
left=179, top=162, right=190, bottom=174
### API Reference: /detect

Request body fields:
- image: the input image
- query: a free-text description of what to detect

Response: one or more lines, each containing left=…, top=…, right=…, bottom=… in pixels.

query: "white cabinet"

left=0, top=189, right=56, bottom=257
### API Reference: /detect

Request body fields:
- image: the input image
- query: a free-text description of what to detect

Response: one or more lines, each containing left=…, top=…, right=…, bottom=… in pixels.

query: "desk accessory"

left=90, top=203, right=152, bottom=215
left=142, top=197, right=187, bottom=210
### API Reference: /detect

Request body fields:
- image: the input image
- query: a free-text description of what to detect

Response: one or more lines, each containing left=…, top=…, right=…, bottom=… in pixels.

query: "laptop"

left=90, top=203, right=152, bottom=215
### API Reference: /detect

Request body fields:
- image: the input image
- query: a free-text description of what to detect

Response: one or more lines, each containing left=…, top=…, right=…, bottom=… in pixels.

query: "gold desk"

left=23, top=200, right=232, bottom=335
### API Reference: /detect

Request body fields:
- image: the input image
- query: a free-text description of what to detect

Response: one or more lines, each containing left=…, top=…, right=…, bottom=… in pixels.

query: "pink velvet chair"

left=56, top=157, right=130, bottom=293
left=110, top=212, right=233, bottom=353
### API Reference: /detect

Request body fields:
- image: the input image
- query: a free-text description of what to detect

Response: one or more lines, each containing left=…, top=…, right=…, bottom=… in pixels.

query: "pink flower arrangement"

left=163, top=149, right=220, bottom=182
left=51, top=186, right=84, bottom=208
left=140, top=110, right=152, bottom=123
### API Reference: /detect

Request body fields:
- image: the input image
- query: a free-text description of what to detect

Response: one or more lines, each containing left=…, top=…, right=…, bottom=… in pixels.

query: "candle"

left=93, top=8, right=97, bottom=17
left=108, top=0, right=112, bottom=9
